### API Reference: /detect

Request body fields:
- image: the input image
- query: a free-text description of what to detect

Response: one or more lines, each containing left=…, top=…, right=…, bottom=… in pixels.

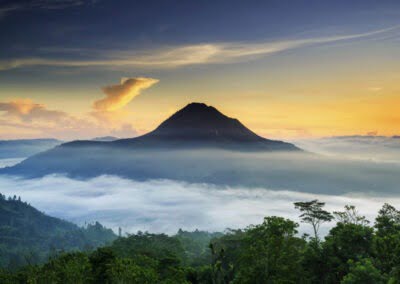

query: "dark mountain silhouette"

left=122, top=102, right=271, bottom=143
left=65, top=103, right=300, bottom=151
left=0, top=103, right=301, bottom=180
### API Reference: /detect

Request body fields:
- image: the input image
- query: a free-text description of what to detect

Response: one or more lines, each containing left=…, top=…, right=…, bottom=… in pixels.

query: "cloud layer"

left=0, top=26, right=398, bottom=71
left=0, top=172, right=394, bottom=236
left=93, top=77, right=159, bottom=112
left=294, top=136, right=400, bottom=163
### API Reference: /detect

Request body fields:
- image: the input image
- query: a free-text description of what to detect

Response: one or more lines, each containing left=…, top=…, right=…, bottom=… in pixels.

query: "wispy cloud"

left=31, top=0, right=98, bottom=10
left=0, top=0, right=97, bottom=18
left=0, top=26, right=398, bottom=71
left=0, top=4, right=21, bottom=18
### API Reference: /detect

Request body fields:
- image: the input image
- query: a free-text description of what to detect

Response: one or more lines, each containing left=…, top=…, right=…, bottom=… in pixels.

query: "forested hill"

left=0, top=194, right=116, bottom=268
left=2, top=201, right=400, bottom=283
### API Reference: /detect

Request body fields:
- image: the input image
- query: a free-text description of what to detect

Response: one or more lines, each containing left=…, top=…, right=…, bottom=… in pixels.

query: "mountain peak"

left=149, top=102, right=250, bottom=140
left=180, top=102, right=219, bottom=113
left=169, top=102, right=227, bottom=122
left=126, top=102, right=300, bottom=151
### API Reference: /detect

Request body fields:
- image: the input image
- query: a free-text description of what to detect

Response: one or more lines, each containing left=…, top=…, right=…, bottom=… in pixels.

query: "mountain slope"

left=0, top=194, right=116, bottom=268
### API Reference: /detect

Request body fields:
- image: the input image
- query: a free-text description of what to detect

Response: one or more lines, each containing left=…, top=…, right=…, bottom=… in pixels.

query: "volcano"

left=65, top=102, right=300, bottom=151
left=1, top=103, right=301, bottom=179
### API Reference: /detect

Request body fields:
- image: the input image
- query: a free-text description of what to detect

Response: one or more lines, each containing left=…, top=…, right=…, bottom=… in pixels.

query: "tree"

left=106, top=258, right=158, bottom=284
left=333, top=205, right=369, bottom=226
left=37, top=252, right=92, bottom=284
left=374, top=204, right=400, bottom=277
left=233, top=216, right=306, bottom=284
left=322, top=222, right=374, bottom=282
left=341, top=259, right=384, bottom=284
left=294, top=200, right=333, bottom=242
left=89, top=247, right=116, bottom=283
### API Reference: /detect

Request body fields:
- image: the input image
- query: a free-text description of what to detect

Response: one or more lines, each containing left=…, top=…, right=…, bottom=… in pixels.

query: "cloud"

left=368, top=87, right=383, bottom=92
left=294, top=135, right=400, bottom=163
left=93, top=77, right=159, bottom=112
left=0, top=98, right=138, bottom=140
left=0, top=76, right=152, bottom=139
left=0, top=4, right=21, bottom=18
left=0, top=172, right=395, bottom=235
left=0, top=99, right=69, bottom=123
left=109, top=123, right=138, bottom=137
left=0, top=158, right=24, bottom=168
left=0, top=26, right=398, bottom=70
left=0, top=0, right=97, bottom=18
left=31, top=0, right=98, bottom=10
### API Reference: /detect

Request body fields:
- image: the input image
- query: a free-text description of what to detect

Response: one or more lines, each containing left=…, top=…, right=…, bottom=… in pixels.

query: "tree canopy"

left=2, top=198, right=400, bottom=283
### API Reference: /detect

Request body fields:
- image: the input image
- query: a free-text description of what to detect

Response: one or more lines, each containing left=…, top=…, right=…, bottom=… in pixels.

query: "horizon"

left=1, top=101, right=400, bottom=141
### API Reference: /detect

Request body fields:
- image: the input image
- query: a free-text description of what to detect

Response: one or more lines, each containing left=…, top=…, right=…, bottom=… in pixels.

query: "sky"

left=0, top=0, right=400, bottom=140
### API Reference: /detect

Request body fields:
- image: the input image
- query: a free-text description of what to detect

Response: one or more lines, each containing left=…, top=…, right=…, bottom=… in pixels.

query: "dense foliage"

left=0, top=194, right=116, bottom=269
left=2, top=199, right=400, bottom=283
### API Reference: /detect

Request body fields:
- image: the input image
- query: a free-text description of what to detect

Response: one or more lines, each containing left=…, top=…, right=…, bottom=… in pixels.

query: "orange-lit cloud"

left=93, top=77, right=159, bottom=112
left=0, top=99, right=67, bottom=122
left=0, top=98, right=138, bottom=140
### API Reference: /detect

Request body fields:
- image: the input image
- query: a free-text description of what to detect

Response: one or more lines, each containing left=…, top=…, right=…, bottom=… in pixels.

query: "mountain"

left=113, top=103, right=298, bottom=150
left=0, top=103, right=302, bottom=181
left=0, top=139, right=62, bottom=159
left=69, top=103, right=300, bottom=151
left=0, top=194, right=116, bottom=268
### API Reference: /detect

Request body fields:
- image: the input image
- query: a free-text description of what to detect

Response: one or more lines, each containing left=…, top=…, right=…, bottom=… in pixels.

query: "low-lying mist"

left=5, top=148, right=400, bottom=195
left=0, top=173, right=396, bottom=236
left=2, top=139, right=400, bottom=236
left=294, top=136, right=400, bottom=163
left=0, top=158, right=24, bottom=168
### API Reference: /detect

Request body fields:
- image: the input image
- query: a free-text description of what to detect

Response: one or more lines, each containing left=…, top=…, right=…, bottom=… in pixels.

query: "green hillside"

left=0, top=194, right=116, bottom=268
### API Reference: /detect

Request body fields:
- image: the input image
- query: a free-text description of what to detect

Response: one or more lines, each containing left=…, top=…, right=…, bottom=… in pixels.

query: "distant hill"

left=91, top=136, right=119, bottom=142
left=0, top=194, right=116, bottom=268
left=0, top=139, right=62, bottom=159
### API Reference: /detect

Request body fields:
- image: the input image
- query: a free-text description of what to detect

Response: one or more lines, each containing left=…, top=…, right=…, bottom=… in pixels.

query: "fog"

left=5, top=147, right=400, bottom=196
left=0, top=158, right=24, bottom=168
left=0, top=173, right=397, bottom=236
left=1, top=137, right=400, bottom=236
left=294, top=136, right=400, bottom=163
